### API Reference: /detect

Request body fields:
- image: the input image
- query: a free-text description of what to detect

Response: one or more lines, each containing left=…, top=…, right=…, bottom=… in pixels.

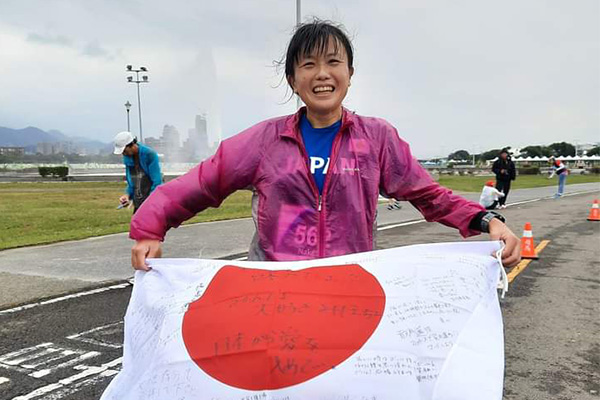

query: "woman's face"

left=288, top=37, right=353, bottom=116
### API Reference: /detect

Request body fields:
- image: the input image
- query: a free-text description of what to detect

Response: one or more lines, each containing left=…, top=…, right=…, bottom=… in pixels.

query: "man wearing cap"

left=113, top=131, right=163, bottom=212
left=491, top=148, right=516, bottom=209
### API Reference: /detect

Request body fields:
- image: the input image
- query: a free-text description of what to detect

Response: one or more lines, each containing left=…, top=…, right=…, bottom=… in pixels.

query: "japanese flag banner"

left=101, top=241, right=507, bottom=400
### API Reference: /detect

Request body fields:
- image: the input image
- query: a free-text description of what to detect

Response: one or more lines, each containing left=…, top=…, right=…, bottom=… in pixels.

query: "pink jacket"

left=130, top=108, right=484, bottom=261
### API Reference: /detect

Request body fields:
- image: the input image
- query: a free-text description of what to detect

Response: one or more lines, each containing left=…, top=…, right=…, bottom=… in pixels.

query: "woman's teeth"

left=314, top=86, right=334, bottom=93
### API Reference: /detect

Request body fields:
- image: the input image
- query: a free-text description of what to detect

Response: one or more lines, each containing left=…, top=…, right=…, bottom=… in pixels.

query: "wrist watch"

left=480, top=211, right=506, bottom=233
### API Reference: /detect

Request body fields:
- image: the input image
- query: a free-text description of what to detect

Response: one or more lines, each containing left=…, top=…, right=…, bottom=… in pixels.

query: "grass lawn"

left=0, top=182, right=253, bottom=250
left=1, top=174, right=598, bottom=250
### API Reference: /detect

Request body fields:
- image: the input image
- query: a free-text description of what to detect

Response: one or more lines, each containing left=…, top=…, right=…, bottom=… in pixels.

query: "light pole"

left=124, top=101, right=131, bottom=132
left=296, top=0, right=302, bottom=110
left=126, top=65, right=149, bottom=143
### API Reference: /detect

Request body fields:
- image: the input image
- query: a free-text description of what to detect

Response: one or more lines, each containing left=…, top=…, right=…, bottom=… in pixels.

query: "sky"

left=0, top=0, right=598, bottom=158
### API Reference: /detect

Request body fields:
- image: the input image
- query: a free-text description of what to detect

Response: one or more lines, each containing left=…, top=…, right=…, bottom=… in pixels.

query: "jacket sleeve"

left=129, top=121, right=268, bottom=241
left=379, top=124, right=485, bottom=238
left=146, top=150, right=163, bottom=192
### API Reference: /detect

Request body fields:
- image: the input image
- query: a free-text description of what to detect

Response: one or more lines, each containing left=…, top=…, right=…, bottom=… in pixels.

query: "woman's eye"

left=302, top=62, right=314, bottom=67
left=329, top=59, right=341, bottom=65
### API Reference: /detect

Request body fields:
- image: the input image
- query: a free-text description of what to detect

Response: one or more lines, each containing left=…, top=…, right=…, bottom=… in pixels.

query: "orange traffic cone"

left=521, top=222, right=539, bottom=259
left=588, top=199, right=600, bottom=221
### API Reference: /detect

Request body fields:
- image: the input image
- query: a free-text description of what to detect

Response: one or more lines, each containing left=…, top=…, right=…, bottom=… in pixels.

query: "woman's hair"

left=284, top=19, right=354, bottom=83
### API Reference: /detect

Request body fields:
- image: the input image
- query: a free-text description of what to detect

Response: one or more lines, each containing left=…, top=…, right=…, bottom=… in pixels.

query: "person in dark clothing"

left=491, top=149, right=516, bottom=209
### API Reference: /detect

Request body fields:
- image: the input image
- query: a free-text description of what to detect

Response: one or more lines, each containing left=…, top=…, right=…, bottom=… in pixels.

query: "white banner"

left=102, top=241, right=506, bottom=400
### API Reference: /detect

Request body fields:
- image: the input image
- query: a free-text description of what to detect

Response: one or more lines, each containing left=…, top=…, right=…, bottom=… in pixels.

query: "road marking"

left=0, top=376, right=9, bottom=385
left=66, top=322, right=123, bottom=349
left=377, top=219, right=425, bottom=231
left=0, top=343, right=53, bottom=366
left=12, top=357, right=122, bottom=400
left=507, top=240, right=550, bottom=283
left=0, top=283, right=131, bottom=316
left=0, top=342, right=101, bottom=379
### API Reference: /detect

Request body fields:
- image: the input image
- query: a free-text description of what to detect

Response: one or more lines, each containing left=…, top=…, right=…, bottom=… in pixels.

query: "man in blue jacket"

left=113, top=131, right=163, bottom=213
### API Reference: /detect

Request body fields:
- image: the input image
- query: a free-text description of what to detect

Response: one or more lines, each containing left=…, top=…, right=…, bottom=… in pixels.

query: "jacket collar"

left=280, top=106, right=355, bottom=141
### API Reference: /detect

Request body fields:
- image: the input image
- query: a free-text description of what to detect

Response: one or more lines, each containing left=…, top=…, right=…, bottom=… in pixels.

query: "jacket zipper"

left=295, top=133, right=322, bottom=256
left=318, top=128, right=344, bottom=258
left=295, top=117, right=347, bottom=258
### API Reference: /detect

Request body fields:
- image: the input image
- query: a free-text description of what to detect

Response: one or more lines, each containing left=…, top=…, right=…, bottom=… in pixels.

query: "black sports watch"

left=480, top=211, right=506, bottom=233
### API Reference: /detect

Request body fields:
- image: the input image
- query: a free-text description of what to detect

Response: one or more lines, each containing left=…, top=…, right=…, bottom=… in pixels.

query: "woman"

left=129, top=20, right=520, bottom=269
left=548, top=157, right=568, bottom=198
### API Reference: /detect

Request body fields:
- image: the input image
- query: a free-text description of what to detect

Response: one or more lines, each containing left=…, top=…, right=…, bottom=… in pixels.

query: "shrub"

left=38, top=166, right=69, bottom=179
left=589, top=166, right=600, bottom=174
left=38, top=166, right=50, bottom=177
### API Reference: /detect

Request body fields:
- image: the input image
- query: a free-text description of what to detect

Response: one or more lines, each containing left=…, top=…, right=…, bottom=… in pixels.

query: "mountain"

left=0, top=126, right=110, bottom=154
left=0, top=126, right=63, bottom=147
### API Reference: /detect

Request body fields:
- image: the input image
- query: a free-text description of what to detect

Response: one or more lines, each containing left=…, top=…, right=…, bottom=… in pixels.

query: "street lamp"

left=296, top=0, right=302, bottom=110
left=125, top=65, right=149, bottom=143
left=124, top=101, right=132, bottom=131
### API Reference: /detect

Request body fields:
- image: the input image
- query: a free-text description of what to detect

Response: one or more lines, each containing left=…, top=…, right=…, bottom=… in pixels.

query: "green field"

left=0, top=182, right=253, bottom=250
left=1, top=174, right=598, bottom=250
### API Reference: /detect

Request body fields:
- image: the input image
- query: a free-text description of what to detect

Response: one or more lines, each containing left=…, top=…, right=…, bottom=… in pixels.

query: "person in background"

left=548, top=156, right=568, bottom=198
left=479, top=180, right=505, bottom=210
left=113, top=131, right=163, bottom=213
left=492, top=148, right=516, bottom=209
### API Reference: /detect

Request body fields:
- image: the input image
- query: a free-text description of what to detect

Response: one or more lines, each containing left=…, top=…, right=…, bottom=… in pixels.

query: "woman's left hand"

left=489, top=219, right=521, bottom=267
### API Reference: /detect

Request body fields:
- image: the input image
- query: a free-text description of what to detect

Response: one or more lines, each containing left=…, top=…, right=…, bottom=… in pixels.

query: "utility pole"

left=126, top=65, right=149, bottom=143
left=296, top=0, right=302, bottom=110
left=124, top=101, right=131, bottom=132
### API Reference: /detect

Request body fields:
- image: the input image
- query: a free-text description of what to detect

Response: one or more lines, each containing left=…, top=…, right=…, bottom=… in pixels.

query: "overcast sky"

left=0, top=0, right=598, bottom=158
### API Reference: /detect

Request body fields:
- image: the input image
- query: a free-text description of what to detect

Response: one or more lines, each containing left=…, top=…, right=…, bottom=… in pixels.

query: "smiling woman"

left=127, top=19, right=521, bottom=270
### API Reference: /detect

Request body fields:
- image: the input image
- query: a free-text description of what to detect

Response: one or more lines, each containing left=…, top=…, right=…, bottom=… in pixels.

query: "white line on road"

left=12, top=357, right=122, bottom=400
left=28, top=351, right=100, bottom=379
left=0, top=343, right=53, bottom=366
left=0, top=283, right=130, bottom=316
left=66, top=322, right=123, bottom=349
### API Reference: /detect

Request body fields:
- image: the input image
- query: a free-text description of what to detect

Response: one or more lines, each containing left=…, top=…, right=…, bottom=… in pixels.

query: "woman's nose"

left=315, top=63, right=331, bottom=79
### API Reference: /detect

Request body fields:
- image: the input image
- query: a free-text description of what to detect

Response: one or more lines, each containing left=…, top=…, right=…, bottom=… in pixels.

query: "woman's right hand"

left=131, top=240, right=162, bottom=271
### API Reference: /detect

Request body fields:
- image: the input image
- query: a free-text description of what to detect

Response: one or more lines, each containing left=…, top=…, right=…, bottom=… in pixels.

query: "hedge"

left=38, top=166, right=69, bottom=178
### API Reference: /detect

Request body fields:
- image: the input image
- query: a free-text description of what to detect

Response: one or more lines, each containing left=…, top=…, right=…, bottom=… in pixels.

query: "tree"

left=587, top=146, right=600, bottom=156
left=479, top=149, right=502, bottom=161
left=520, top=146, right=552, bottom=158
left=448, top=150, right=470, bottom=160
left=548, top=142, right=575, bottom=157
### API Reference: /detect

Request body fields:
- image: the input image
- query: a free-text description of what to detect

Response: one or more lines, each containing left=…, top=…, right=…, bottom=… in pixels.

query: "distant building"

left=36, top=141, right=76, bottom=155
left=184, top=114, right=211, bottom=161
left=0, top=146, right=25, bottom=157
left=37, top=142, right=53, bottom=155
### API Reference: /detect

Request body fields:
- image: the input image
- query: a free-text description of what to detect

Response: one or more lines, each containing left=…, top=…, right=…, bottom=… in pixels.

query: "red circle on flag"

left=182, top=264, right=386, bottom=390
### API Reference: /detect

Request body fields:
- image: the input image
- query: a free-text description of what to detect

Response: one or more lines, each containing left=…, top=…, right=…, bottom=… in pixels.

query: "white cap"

left=113, top=131, right=135, bottom=154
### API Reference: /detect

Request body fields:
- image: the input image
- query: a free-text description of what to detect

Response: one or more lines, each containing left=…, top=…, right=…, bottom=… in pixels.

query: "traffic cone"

left=588, top=200, right=600, bottom=221
left=521, top=222, right=539, bottom=259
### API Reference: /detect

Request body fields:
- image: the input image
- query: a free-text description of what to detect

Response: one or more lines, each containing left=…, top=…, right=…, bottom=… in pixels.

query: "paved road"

left=0, top=182, right=598, bottom=308
left=0, top=185, right=598, bottom=399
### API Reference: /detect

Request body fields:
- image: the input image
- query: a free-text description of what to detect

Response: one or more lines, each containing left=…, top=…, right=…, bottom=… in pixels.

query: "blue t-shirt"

left=300, top=114, right=341, bottom=194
